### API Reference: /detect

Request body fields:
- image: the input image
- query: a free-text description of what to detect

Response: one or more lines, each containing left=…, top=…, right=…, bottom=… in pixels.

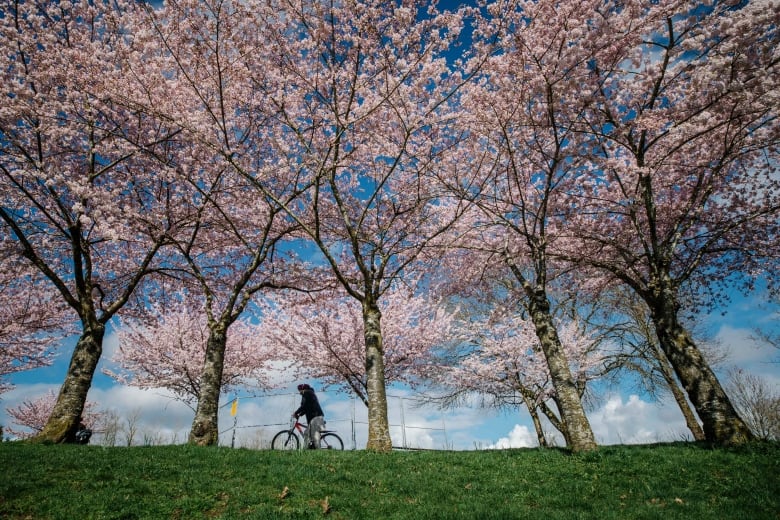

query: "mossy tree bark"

left=363, top=301, right=392, bottom=452
left=34, top=319, right=105, bottom=443
left=527, top=290, right=597, bottom=452
left=653, top=341, right=706, bottom=441
left=189, top=324, right=227, bottom=446
left=648, top=280, right=752, bottom=445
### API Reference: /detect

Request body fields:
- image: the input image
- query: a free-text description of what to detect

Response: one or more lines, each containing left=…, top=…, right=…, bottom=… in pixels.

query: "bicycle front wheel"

left=320, top=432, right=344, bottom=450
left=271, top=430, right=300, bottom=450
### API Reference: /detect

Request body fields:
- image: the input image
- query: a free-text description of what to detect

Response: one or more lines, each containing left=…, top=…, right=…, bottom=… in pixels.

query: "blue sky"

left=2, top=287, right=777, bottom=449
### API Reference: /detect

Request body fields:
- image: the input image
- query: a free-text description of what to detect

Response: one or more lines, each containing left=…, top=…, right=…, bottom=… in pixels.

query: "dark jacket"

left=294, top=388, right=324, bottom=423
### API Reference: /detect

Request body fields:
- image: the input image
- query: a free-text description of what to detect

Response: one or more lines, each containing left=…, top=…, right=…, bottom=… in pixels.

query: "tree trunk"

left=518, top=388, right=548, bottom=446
left=528, top=291, right=597, bottom=452
left=189, top=324, right=228, bottom=446
left=649, top=287, right=753, bottom=445
left=519, top=386, right=571, bottom=446
left=653, top=342, right=706, bottom=441
left=546, top=397, right=572, bottom=446
left=363, top=301, right=392, bottom=452
left=528, top=406, right=548, bottom=447
left=35, top=320, right=105, bottom=443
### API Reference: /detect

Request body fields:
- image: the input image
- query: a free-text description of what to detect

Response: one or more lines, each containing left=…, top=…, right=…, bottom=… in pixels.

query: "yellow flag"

left=230, top=398, right=238, bottom=417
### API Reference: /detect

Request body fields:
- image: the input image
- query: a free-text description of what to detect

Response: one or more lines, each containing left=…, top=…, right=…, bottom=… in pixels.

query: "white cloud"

left=101, top=328, right=121, bottom=361
left=87, top=386, right=194, bottom=444
left=486, top=424, right=536, bottom=449
left=479, top=393, right=697, bottom=451
left=714, top=325, right=778, bottom=370
left=590, top=394, right=691, bottom=445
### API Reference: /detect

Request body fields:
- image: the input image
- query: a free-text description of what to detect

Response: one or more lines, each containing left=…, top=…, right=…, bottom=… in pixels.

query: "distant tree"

left=727, top=368, right=780, bottom=441
left=256, top=287, right=459, bottom=406
left=122, top=408, right=142, bottom=447
left=106, top=298, right=277, bottom=408
left=5, top=390, right=102, bottom=440
left=429, top=302, right=603, bottom=447
left=99, top=409, right=121, bottom=447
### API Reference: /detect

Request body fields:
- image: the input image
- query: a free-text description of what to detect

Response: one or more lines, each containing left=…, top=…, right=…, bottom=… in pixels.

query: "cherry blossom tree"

left=560, top=0, right=780, bottom=444
left=433, top=311, right=603, bottom=447
left=150, top=175, right=310, bottom=446
left=106, top=298, right=278, bottom=408
left=437, top=0, right=621, bottom=451
left=134, top=0, right=474, bottom=451
left=265, top=0, right=473, bottom=452
left=255, top=287, right=459, bottom=406
left=126, top=0, right=338, bottom=445
left=0, top=0, right=184, bottom=443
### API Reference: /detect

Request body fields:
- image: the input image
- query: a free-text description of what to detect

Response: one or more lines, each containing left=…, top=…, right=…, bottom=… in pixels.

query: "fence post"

left=400, top=396, right=407, bottom=449
left=351, top=397, right=356, bottom=450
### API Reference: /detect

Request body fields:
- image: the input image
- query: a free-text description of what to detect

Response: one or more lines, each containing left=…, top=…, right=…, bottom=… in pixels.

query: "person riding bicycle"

left=293, top=383, right=325, bottom=449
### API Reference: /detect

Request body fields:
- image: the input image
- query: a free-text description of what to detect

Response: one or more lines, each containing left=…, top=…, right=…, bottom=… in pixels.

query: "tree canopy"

left=1, top=0, right=777, bottom=448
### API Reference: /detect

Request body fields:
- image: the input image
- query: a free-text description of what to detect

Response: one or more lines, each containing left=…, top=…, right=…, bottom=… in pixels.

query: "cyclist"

left=292, top=383, right=325, bottom=449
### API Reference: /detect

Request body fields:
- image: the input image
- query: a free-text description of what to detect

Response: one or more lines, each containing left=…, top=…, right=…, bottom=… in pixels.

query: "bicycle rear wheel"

left=271, top=430, right=300, bottom=450
left=320, top=432, right=344, bottom=450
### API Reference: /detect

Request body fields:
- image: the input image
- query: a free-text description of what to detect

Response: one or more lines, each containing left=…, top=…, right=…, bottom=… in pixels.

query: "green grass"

left=1, top=442, right=778, bottom=519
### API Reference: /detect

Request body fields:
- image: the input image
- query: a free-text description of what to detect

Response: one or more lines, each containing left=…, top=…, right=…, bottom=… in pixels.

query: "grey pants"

left=304, top=416, right=325, bottom=448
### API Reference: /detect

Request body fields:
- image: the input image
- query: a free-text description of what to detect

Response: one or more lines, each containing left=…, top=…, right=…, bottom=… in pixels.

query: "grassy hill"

left=1, top=441, right=778, bottom=519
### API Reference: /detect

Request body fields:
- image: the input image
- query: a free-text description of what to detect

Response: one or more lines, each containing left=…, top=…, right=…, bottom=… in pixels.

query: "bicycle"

left=271, top=417, right=344, bottom=450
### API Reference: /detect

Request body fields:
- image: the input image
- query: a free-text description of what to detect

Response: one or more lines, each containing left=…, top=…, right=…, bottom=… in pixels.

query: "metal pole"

left=400, top=396, right=407, bottom=449
left=351, top=397, right=356, bottom=450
